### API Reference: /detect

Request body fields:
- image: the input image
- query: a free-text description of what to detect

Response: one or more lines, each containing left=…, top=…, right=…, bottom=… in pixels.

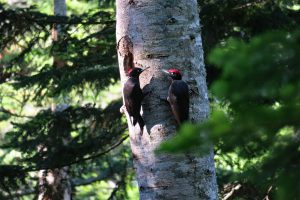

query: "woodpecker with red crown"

left=163, top=69, right=189, bottom=125
left=123, top=67, right=149, bottom=134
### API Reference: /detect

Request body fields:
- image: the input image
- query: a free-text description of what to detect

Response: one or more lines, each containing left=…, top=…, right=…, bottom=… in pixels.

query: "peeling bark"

left=116, top=0, right=218, bottom=199
left=117, top=36, right=135, bottom=75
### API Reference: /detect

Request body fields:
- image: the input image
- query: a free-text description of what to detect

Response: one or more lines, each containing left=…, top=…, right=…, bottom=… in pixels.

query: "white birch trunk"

left=38, top=1, right=71, bottom=199
left=38, top=167, right=71, bottom=200
left=116, top=0, right=218, bottom=199
left=7, top=0, right=27, bottom=8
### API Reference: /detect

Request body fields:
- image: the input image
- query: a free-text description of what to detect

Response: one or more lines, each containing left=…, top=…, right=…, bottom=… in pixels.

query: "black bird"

left=163, top=69, right=189, bottom=125
left=123, top=67, right=149, bottom=134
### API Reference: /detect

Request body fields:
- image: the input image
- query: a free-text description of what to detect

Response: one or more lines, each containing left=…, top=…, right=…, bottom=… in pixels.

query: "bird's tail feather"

left=133, top=115, right=145, bottom=135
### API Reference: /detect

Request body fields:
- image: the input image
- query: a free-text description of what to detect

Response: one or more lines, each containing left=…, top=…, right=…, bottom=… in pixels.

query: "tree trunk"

left=7, top=0, right=27, bottom=8
left=38, top=167, right=71, bottom=200
left=37, top=105, right=72, bottom=200
left=116, top=0, right=218, bottom=199
left=38, top=0, right=71, bottom=199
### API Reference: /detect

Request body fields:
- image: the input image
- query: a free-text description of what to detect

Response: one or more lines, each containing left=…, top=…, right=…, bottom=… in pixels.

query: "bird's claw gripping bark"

left=120, top=105, right=127, bottom=114
left=120, top=105, right=134, bottom=125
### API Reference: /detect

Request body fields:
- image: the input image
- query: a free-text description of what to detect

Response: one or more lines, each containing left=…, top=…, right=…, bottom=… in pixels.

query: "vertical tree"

left=116, top=0, right=218, bottom=199
left=37, top=0, right=72, bottom=199
left=7, top=0, right=27, bottom=8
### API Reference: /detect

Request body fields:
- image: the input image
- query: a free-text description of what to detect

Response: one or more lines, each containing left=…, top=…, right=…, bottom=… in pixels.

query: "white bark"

left=7, top=0, right=27, bottom=8
left=38, top=167, right=71, bottom=200
left=116, top=0, right=218, bottom=199
left=38, top=1, right=71, bottom=199
left=54, top=0, right=67, bottom=16
left=51, top=0, right=67, bottom=43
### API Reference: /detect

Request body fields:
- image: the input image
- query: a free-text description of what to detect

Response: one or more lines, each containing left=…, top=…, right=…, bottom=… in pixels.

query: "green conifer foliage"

left=160, top=28, right=300, bottom=200
left=0, top=1, right=132, bottom=199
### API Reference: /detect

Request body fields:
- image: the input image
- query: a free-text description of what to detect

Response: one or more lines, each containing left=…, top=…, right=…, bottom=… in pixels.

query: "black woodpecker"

left=123, top=67, right=149, bottom=134
left=163, top=69, right=189, bottom=125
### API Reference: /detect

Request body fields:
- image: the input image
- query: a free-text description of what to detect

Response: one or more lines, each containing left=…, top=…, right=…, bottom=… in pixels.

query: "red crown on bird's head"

left=168, top=69, right=182, bottom=75
left=127, top=68, right=134, bottom=74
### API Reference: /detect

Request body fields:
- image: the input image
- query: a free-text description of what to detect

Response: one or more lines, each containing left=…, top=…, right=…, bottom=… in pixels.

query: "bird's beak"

left=141, top=66, right=150, bottom=73
left=162, top=69, right=169, bottom=74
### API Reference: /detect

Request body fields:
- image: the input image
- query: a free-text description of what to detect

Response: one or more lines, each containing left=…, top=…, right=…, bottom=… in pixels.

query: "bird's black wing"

left=168, top=80, right=189, bottom=124
left=123, top=78, right=143, bottom=117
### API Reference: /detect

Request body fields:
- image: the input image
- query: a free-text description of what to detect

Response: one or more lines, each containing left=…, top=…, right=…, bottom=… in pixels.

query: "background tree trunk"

left=116, top=0, right=218, bottom=199
left=38, top=0, right=71, bottom=199
left=38, top=166, right=71, bottom=200
left=7, top=0, right=27, bottom=8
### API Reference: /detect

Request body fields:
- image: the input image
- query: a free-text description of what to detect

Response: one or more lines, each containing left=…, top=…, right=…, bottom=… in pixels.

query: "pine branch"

left=71, top=169, right=113, bottom=186
left=21, top=135, right=129, bottom=172
left=0, top=107, right=34, bottom=118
